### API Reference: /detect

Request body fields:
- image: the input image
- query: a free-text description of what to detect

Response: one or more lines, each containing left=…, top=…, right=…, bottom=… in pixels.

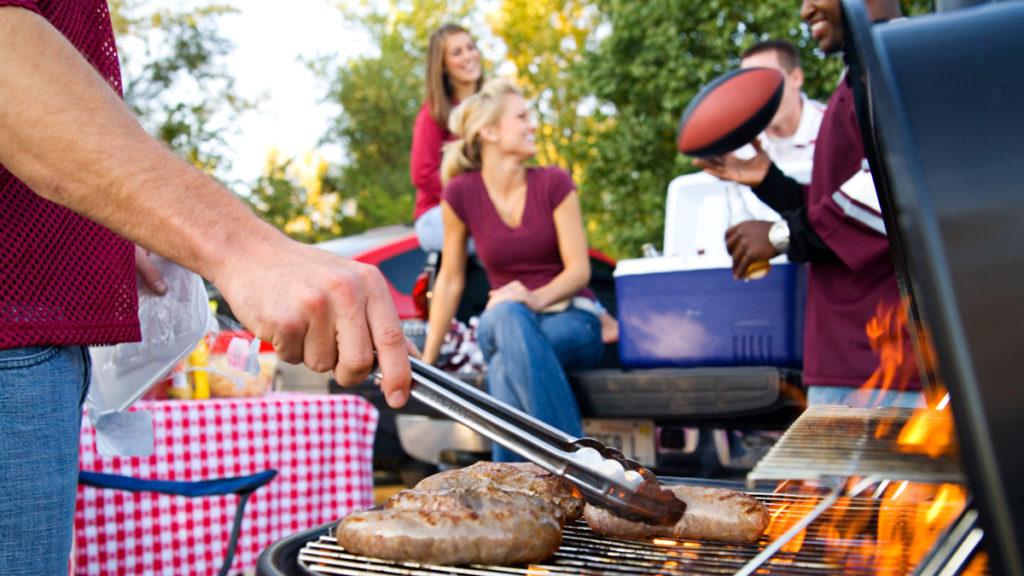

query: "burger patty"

left=584, top=484, right=769, bottom=544
left=337, top=487, right=562, bottom=565
left=414, top=461, right=584, bottom=522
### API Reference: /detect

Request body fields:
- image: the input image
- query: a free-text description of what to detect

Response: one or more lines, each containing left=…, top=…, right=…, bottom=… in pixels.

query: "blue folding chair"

left=79, top=469, right=278, bottom=576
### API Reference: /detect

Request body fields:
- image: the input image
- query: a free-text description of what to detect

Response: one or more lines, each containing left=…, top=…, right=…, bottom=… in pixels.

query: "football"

left=677, top=67, right=785, bottom=158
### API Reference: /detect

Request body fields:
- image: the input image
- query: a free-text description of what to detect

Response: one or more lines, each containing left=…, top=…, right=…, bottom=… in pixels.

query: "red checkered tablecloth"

left=74, top=393, right=378, bottom=575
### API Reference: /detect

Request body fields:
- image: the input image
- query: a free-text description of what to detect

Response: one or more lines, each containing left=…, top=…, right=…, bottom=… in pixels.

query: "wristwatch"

left=768, top=219, right=790, bottom=254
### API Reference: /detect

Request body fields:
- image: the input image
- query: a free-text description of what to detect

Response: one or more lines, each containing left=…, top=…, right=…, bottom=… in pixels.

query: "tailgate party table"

left=74, top=393, right=378, bottom=575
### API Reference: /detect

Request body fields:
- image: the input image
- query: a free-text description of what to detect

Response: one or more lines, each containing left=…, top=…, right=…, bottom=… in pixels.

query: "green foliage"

left=491, top=0, right=597, bottom=172
left=110, top=0, right=253, bottom=178
left=244, top=152, right=341, bottom=244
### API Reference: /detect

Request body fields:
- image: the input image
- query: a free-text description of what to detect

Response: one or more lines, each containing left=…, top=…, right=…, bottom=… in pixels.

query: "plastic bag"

left=87, top=255, right=214, bottom=456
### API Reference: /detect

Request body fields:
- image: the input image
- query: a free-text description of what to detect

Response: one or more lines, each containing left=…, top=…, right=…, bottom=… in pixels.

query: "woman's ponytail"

left=440, top=77, right=522, bottom=186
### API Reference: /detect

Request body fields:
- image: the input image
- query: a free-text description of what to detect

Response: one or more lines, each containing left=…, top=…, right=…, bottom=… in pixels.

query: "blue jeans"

left=0, top=346, right=90, bottom=576
left=477, top=302, right=604, bottom=462
left=806, top=385, right=925, bottom=408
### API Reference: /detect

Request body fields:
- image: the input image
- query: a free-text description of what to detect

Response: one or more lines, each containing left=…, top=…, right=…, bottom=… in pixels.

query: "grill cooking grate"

left=297, top=490, right=982, bottom=576
left=748, top=405, right=963, bottom=484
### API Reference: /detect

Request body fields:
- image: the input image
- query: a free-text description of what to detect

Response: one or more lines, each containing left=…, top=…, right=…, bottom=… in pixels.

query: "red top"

left=444, top=167, right=593, bottom=300
left=410, top=102, right=457, bottom=220
left=802, top=76, right=918, bottom=390
left=0, top=0, right=140, bottom=348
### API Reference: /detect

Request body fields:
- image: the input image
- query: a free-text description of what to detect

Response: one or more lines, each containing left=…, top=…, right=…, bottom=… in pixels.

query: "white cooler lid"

left=613, top=255, right=728, bottom=277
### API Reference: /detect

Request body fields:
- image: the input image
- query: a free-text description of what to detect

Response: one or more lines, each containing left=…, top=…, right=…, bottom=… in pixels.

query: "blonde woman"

left=410, top=24, right=483, bottom=252
left=421, top=78, right=603, bottom=462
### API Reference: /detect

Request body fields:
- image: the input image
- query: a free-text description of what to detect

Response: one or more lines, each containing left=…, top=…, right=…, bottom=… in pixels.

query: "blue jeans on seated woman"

left=477, top=301, right=604, bottom=462
left=0, top=346, right=90, bottom=576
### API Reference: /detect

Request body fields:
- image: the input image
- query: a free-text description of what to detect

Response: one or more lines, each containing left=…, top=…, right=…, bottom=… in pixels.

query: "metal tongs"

left=381, top=357, right=686, bottom=526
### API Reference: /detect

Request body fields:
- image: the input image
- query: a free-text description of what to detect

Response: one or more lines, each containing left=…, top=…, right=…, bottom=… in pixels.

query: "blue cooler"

left=614, top=257, right=806, bottom=368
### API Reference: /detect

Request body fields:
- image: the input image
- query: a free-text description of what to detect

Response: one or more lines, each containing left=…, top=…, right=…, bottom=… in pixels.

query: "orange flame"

left=765, top=480, right=975, bottom=572
left=862, top=299, right=918, bottom=401
left=896, top=396, right=956, bottom=458
left=859, top=298, right=958, bottom=458
left=763, top=499, right=812, bottom=554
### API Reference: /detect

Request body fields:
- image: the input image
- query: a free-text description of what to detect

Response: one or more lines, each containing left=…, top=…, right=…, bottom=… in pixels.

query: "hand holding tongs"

left=376, top=357, right=686, bottom=526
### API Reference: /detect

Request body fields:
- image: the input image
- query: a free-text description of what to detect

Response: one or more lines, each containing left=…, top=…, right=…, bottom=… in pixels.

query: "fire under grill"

left=295, top=487, right=985, bottom=576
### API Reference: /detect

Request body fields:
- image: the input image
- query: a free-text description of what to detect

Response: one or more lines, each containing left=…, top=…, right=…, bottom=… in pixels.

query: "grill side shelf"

left=747, top=405, right=964, bottom=484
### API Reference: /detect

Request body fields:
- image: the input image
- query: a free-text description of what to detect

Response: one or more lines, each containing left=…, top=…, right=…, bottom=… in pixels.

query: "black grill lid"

left=842, top=1, right=1024, bottom=573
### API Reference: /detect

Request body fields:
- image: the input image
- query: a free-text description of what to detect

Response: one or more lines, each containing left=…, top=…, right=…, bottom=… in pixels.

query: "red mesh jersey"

left=1, top=0, right=140, bottom=348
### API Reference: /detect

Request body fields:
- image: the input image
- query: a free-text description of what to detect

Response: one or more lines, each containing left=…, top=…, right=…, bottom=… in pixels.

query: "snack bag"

left=205, top=330, right=276, bottom=397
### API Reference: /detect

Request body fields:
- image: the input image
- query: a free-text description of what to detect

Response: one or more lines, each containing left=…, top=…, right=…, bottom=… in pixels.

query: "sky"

left=216, top=0, right=372, bottom=188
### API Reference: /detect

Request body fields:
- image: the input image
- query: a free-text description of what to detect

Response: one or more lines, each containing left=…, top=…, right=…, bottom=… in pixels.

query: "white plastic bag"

left=87, top=255, right=214, bottom=456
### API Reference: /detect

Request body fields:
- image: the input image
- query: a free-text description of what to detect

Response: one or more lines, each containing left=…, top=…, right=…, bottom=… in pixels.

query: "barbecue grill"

left=258, top=1, right=1024, bottom=574
left=259, top=479, right=983, bottom=576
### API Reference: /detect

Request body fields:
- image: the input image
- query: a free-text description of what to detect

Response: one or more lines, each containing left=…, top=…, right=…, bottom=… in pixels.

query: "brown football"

left=677, top=67, right=784, bottom=158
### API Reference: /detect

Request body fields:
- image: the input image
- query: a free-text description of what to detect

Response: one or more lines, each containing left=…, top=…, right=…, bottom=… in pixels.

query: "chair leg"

left=218, top=491, right=253, bottom=576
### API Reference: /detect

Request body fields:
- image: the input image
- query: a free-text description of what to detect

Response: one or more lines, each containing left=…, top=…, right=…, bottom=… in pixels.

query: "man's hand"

left=214, top=240, right=412, bottom=408
left=134, top=245, right=167, bottom=295
left=725, top=220, right=778, bottom=280
left=486, top=280, right=538, bottom=311
left=692, top=140, right=772, bottom=187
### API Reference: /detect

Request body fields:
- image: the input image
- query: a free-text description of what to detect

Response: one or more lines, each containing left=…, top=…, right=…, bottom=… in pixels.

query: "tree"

left=491, top=0, right=597, bottom=168
left=109, top=0, right=253, bottom=178
left=245, top=150, right=343, bottom=244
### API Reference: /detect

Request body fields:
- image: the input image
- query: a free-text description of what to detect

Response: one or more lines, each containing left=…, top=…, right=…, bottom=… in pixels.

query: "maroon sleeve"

left=410, top=103, right=446, bottom=211
left=809, top=87, right=890, bottom=273
left=544, top=166, right=577, bottom=209
left=0, top=0, right=42, bottom=14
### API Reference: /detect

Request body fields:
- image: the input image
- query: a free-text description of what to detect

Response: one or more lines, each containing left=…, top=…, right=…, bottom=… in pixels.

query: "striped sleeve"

left=829, top=158, right=886, bottom=235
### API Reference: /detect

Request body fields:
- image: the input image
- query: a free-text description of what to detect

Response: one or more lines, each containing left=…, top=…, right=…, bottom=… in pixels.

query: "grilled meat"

left=414, top=461, right=584, bottom=522
left=584, top=484, right=769, bottom=544
left=337, top=488, right=562, bottom=565
left=386, top=485, right=565, bottom=524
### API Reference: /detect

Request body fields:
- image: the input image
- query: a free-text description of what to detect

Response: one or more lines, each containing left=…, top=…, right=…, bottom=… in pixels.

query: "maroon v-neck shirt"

left=444, top=166, right=585, bottom=295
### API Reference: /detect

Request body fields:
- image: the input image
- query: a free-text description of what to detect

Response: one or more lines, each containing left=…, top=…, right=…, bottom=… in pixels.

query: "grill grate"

left=748, top=405, right=963, bottom=484
left=297, top=489, right=981, bottom=576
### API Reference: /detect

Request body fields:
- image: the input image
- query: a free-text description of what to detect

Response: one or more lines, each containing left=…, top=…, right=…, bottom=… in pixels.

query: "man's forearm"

left=750, top=163, right=806, bottom=213
left=0, top=8, right=285, bottom=284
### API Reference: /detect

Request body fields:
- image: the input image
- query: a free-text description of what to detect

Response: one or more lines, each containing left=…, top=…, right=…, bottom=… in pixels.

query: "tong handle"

left=407, top=367, right=573, bottom=473
left=410, top=358, right=577, bottom=445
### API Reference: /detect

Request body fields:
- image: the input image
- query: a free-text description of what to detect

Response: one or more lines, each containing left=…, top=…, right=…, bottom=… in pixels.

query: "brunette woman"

left=421, top=78, right=604, bottom=461
left=410, top=24, right=482, bottom=251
